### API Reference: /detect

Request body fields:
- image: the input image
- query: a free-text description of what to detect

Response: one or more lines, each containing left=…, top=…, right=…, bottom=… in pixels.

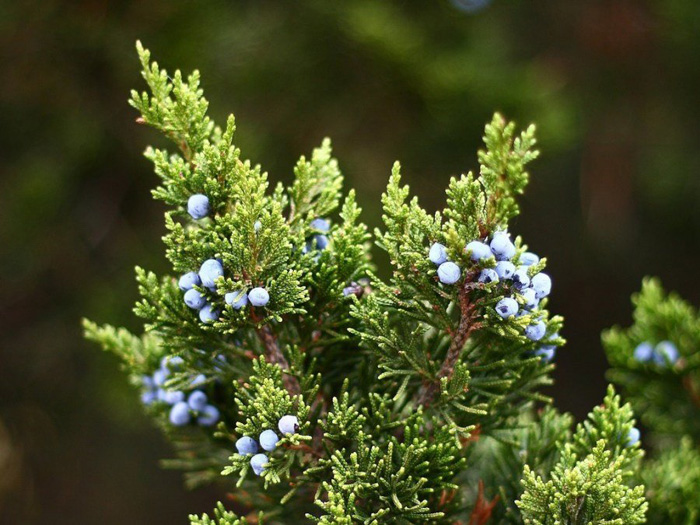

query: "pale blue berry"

left=429, top=243, right=448, bottom=265
left=141, top=390, right=157, bottom=405
left=512, top=269, right=531, bottom=290
left=496, top=298, right=518, bottom=318
left=199, top=304, right=219, bottom=323
left=465, top=241, right=492, bottom=261
left=343, top=282, right=361, bottom=297
left=199, top=259, right=224, bottom=289
left=521, top=288, right=539, bottom=310
left=188, top=390, right=208, bottom=411
left=197, top=404, right=220, bottom=427
left=254, top=220, right=262, bottom=232
left=278, top=415, right=299, bottom=435
left=519, top=252, right=539, bottom=266
left=627, top=427, right=640, bottom=447
left=225, top=290, right=248, bottom=310
left=236, top=436, right=258, bottom=455
left=249, top=287, right=270, bottom=307
left=153, top=368, right=169, bottom=387
left=184, top=289, right=206, bottom=310
left=653, top=341, right=679, bottom=366
left=495, top=261, right=516, bottom=280
left=311, top=218, right=330, bottom=232
left=164, top=356, right=184, bottom=369
left=190, top=374, right=206, bottom=387
left=314, top=234, right=329, bottom=250
left=531, top=273, right=552, bottom=299
left=250, top=453, right=268, bottom=476
left=535, top=345, right=556, bottom=362
left=633, top=342, right=654, bottom=362
left=162, top=390, right=185, bottom=405
left=478, top=268, right=499, bottom=284
left=259, top=429, right=279, bottom=451
left=169, top=402, right=191, bottom=426
left=437, top=261, right=461, bottom=284
left=490, top=232, right=516, bottom=261
left=525, top=321, right=546, bottom=341
left=142, top=375, right=155, bottom=390
left=178, top=272, right=201, bottom=291
left=187, top=194, right=210, bottom=220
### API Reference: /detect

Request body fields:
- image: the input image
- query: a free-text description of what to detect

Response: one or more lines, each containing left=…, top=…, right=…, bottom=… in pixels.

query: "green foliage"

left=643, top=437, right=700, bottom=523
left=189, top=502, right=262, bottom=525
left=84, top=42, right=700, bottom=523
left=516, top=387, right=647, bottom=524
left=603, top=278, right=700, bottom=438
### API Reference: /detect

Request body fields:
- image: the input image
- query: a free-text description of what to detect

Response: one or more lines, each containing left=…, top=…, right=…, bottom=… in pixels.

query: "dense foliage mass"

left=85, top=43, right=700, bottom=523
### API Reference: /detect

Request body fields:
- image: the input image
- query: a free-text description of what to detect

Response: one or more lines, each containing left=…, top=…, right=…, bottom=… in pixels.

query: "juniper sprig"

left=83, top=41, right=700, bottom=523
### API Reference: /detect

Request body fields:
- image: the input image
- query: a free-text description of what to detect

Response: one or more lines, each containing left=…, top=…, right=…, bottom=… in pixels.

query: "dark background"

left=2, top=0, right=700, bottom=523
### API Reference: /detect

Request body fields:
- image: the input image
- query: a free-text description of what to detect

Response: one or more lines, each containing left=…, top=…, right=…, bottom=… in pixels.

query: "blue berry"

left=184, top=289, right=206, bottom=310
left=163, top=390, right=185, bottom=405
left=188, top=390, right=208, bottom=411
left=531, top=273, right=552, bottom=299
left=249, top=287, right=270, bottom=307
left=250, top=453, right=268, bottom=476
left=429, top=243, right=448, bottom=265
left=478, top=268, right=499, bottom=284
left=314, top=234, right=329, bottom=250
left=199, top=259, right=224, bottom=289
left=169, top=402, right=191, bottom=426
left=187, top=194, right=210, bottom=220
left=236, top=436, right=259, bottom=455
left=142, top=375, right=155, bottom=390
left=190, top=374, right=206, bottom=387
left=512, top=269, right=531, bottom=290
left=199, top=304, right=219, bottom=323
left=653, top=341, right=679, bottom=366
left=278, top=415, right=299, bottom=435
left=519, top=252, right=539, bottom=266
left=259, top=429, right=279, bottom=451
left=489, top=232, right=516, bottom=261
left=311, top=218, right=330, bottom=232
left=254, top=220, right=262, bottom=232
left=521, top=288, right=539, bottom=310
left=495, top=297, right=518, bottom=318
left=535, top=345, right=556, bottom=362
left=495, top=261, right=516, bottom=280
left=437, top=262, right=461, bottom=284
left=343, top=282, right=360, bottom=297
left=197, top=404, right=220, bottom=427
left=178, top=272, right=201, bottom=291
left=225, top=290, right=248, bottom=310
left=627, top=427, right=641, bottom=447
left=465, top=241, right=492, bottom=261
left=164, top=356, right=184, bottom=369
left=153, top=368, right=169, bottom=387
left=525, top=321, right=546, bottom=341
left=141, top=390, right=157, bottom=405
left=633, top=342, right=654, bottom=362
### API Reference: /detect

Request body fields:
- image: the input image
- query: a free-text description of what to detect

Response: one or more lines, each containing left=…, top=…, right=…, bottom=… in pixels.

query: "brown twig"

left=468, top=481, right=499, bottom=525
left=255, top=324, right=301, bottom=395
left=682, top=374, right=700, bottom=409
left=417, top=275, right=481, bottom=406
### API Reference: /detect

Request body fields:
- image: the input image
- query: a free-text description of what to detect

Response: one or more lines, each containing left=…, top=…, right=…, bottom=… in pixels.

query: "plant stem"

left=256, top=324, right=301, bottom=395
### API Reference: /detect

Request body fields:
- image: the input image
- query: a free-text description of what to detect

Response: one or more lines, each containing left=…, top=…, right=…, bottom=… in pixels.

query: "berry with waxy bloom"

left=278, top=415, right=299, bottom=435
left=169, top=401, right=191, bottom=426
left=236, top=436, right=258, bottom=455
left=187, top=194, right=210, bottom=220
left=178, top=272, right=201, bottom=291
left=249, top=287, right=270, bottom=307
left=437, top=262, right=461, bottom=284
left=496, top=297, right=518, bottom=318
left=259, top=429, right=279, bottom=451
left=429, top=243, right=448, bottom=265
left=250, top=453, right=268, bottom=476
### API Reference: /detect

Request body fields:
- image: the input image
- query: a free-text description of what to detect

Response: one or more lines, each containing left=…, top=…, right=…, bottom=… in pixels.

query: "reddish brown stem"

left=417, top=275, right=480, bottom=406
left=256, top=324, right=300, bottom=395
left=468, top=481, right=499, bottom=525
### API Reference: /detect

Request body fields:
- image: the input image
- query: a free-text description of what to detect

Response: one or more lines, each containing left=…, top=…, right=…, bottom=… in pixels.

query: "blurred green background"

left=2, top=0, right=700, bottom=522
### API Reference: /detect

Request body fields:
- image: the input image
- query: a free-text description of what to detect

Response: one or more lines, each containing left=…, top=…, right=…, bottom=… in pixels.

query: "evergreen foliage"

left=83, top=42, right=698, bottom=522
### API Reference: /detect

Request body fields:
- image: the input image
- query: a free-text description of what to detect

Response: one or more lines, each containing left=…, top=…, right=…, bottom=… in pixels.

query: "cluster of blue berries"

left=633, top=340, right=679, bottom=367
left=428, top=232, right=552, bottom=344
left=235, top=415, right=299, bottom=476
left=141, top=358, right=219, bottom=427
left=302, top=218, right=330, bottom=254
left=178, top=259, right=271, bottom=323
left=187, top=194, right=210, bottom=220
